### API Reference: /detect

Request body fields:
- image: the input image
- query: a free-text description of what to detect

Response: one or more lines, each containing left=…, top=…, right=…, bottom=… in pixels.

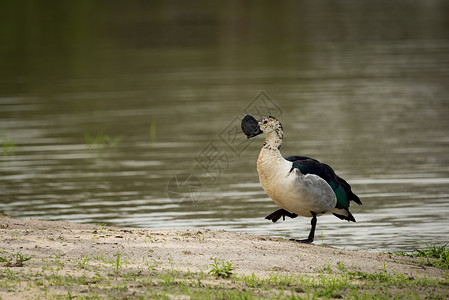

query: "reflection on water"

left=1, top=1, right=449, bottom=252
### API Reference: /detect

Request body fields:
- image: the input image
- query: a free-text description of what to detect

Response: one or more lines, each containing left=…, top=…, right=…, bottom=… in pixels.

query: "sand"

left=0, top=216, right=447, bottom=299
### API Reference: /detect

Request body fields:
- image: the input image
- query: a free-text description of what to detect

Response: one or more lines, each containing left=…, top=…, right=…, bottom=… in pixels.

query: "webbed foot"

left=265, top=209, right=298, bottom=223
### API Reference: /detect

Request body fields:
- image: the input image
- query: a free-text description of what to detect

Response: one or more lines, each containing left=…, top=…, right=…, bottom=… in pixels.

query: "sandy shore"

left=0, top=216, right=447, bottom=299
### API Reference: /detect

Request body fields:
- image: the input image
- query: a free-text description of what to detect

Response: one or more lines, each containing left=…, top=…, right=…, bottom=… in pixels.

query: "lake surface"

left=1, top=1, right=449, bottom=252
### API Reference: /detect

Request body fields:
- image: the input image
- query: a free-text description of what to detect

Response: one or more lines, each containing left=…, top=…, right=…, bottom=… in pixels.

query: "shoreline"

left=1, top=216, right=447, bottom=299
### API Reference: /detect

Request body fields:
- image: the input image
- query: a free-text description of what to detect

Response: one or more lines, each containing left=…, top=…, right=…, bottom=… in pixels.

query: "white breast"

left=257, top=148, right=336, bottom=217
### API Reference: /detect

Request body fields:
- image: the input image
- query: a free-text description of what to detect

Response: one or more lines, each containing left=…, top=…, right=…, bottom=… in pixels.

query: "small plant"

left=208, top=257, right=234, bottom=278
left=0, top=252, right=32, bottom=267
left=413, top=242, right=449, bottom=269
left=2, top=136, right=15, bottom=156
left=394, top=242, right=449, bottom=269
left=84, top=131, right=122, bottom=151
left=95, top=222, right=108, bottom=227
left=114, top=252, right=123, bottom=272
left=150, top=121, right=157, bottom=141
left=336, top=262, right=348, bottom=272
left=106, top=252, right=128, bottom=273
left=316, top=264, right=333, bottom=274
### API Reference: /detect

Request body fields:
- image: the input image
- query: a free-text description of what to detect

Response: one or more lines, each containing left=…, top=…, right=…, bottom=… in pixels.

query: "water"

left=1, top=1, right=449, bottom=252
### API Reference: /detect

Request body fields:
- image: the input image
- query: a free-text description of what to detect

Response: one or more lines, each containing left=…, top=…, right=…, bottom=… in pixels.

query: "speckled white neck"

left=262, top=128, right=283, bottom=150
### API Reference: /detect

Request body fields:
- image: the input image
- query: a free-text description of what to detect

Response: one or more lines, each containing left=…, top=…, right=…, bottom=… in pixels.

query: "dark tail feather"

left=337, top=175, right=362, bottom=206
left=333, top=209, right=356, bottom=222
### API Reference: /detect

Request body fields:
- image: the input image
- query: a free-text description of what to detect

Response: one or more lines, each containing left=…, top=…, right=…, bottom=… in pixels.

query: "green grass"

left=2, top=136, right=15, bottom=156
left=208, top=257, right=234, bottom=278
left=84, top=131, right=122, bottom=151
left=395, top=242, right=449, bottom=269
left=150, top=121, right=157, bottom=141
left=1, top=257, right=448, bottom=299
left=0, top=251, right=32, bottom=267
left=413, top=242, right=449, bottom=269
left=108, top=252, right=128, bottom=273
left=1, top=237, right=449, bottom=299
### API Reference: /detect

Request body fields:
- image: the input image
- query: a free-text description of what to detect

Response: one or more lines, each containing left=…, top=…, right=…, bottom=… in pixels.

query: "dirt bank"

left=0, top=216, right=447, bottom=299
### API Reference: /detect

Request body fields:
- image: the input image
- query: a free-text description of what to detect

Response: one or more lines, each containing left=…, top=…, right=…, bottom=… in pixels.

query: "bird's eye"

left=263, top=120, right=268, bottom=124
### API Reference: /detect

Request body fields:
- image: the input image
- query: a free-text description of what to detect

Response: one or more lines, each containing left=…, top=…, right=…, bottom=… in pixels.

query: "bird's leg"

left=265, top=209, right=298, bottom=223
left=291, top=212, right=317, bottom=244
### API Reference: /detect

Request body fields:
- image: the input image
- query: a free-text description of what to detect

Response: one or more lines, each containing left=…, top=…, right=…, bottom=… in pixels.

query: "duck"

left=241, top=114, right=362, bottom=243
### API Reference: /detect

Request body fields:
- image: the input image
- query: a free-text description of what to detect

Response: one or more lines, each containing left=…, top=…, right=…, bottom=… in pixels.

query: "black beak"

left=241, top=114, right=263, bottom=139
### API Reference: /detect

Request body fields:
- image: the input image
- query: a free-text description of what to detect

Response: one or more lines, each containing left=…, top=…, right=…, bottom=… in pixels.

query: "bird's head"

left=258, top=116, right=282, bottom=135
left=241, top=115, right=282, bottom=138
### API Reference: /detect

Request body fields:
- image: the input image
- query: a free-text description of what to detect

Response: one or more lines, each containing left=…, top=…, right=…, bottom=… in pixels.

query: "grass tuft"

left=2, top=136, right=15, bottom=156
left=413, top=242, right=449, bottom=269
left=0, top=252, right=32, bottom=267
left=208, top=257, right=234, bottom=278
left=84, top=131, right=123, bottom=151
left=395, top=242, right=449, bottom=269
